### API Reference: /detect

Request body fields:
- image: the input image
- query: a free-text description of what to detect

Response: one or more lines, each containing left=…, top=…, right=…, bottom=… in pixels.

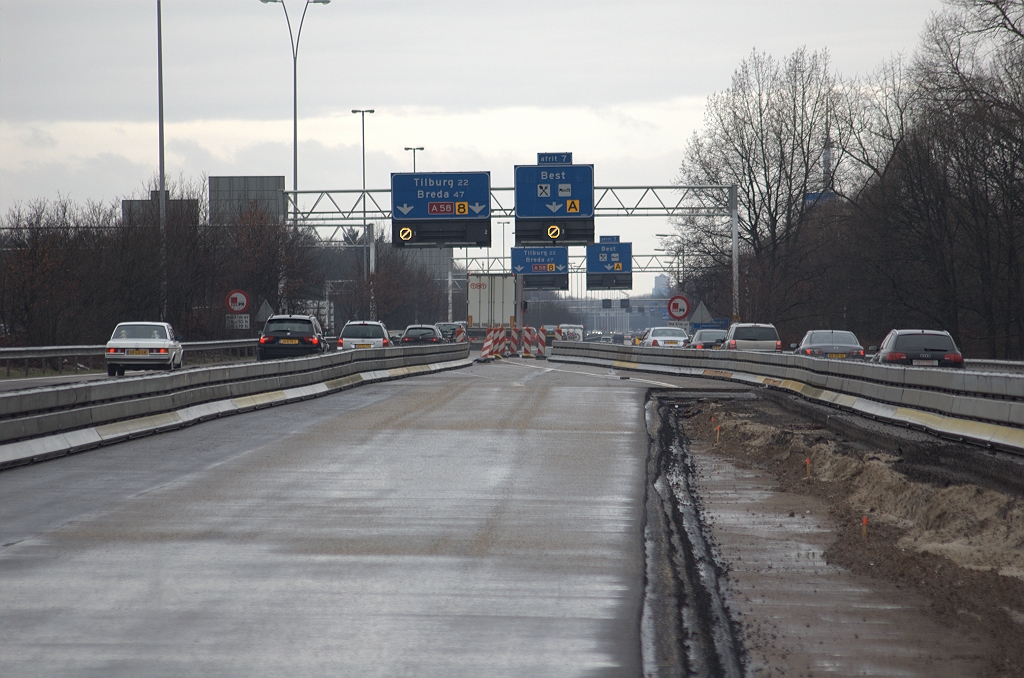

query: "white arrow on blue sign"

left=586, top=241, right=632, bottom=273
left=391, top=171, right=490, bottom=220
left=510, top=246, right=569, bottom=274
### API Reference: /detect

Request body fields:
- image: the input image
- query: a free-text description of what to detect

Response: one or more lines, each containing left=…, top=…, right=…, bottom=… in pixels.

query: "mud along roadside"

left=649, top=390, right=1024, bottom=677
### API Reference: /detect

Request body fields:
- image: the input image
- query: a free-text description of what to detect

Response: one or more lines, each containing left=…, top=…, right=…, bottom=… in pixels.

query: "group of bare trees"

left=0, top=182, right=453, bottom=345
left=675, top=0, right=1024, bottom=358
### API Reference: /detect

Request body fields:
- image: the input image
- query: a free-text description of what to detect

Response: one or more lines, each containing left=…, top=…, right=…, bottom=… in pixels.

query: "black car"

left=792, top=330, right=865, bottom=359
left=435, top=322, right=461, bottom=342
left=870, top=329, right=964, bottom=368
left=687, top=329, right=727, bottom=349
left=257, top=314, right=327, bottom=360
left=401, top=324, right=443, bottom=345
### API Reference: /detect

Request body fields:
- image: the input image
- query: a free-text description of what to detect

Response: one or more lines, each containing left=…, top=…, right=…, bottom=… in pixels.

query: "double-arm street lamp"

left=352, top=109, right=376, bottom=318
left=260, top=0, right=330, bottom=223
left=404, top=146, right=424, bottom=172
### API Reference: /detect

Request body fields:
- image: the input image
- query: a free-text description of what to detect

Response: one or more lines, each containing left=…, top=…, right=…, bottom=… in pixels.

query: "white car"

left=337, top=320, right=391, bottom=350
left=104, top=322, right=183, bottom=376
left=641, top=326, right=689, bottom=348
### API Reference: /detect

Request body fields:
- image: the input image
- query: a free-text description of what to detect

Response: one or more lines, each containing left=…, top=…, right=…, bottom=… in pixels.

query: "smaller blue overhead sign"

left=391, top=172, right=490, bottom=220
left=586, top=241, right=632, bottom=273
left=514, top=164, right=594, bottom=218
left=511, top=246, right=569, bottom=274
left=538, top=152, right=572, bottom=164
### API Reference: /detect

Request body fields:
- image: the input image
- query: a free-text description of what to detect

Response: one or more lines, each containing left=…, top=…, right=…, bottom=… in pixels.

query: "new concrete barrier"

left=0, top=344, right=469, bottom=462
left=549, top=342, right=1024, bottom=453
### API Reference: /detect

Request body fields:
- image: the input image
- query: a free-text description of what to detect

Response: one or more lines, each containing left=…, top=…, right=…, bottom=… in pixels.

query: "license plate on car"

left=356, top=344, right=372, bottom=349
left=913, top=359, right=938, bottom=366
left=127, top=349, right=149, bottom=355
left=665, top=341, right=679, bottom=345
left=281, top=339, right=299, bottom=345
left=828, top=353, right=846, bottom=359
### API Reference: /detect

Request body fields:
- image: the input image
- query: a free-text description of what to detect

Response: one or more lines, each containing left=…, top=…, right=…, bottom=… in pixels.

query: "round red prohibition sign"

left=226, top=289, right=250, bottom=313
left=667, top=295, right=691, bottom=320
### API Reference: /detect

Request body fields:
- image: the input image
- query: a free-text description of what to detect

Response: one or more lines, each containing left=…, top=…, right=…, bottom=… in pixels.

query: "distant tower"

left=823, top=113, right=833, bottom=191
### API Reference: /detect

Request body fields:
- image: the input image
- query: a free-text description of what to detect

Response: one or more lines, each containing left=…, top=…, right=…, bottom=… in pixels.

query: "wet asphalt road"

left=0, top=361, right=730, bottom=677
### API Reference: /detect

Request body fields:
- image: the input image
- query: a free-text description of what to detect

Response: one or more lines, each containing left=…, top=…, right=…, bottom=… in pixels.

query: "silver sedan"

left=104, top=322, right=183, bottom=376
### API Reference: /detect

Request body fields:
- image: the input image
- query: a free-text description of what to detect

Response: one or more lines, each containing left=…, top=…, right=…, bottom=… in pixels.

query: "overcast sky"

left=1, top=0, right=944, bottom=294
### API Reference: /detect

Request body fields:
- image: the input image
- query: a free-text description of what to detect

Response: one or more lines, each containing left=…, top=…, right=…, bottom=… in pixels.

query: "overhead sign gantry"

left=514, top=154, right=594, bottom=246
left=390, top=171, right=491, bottom=247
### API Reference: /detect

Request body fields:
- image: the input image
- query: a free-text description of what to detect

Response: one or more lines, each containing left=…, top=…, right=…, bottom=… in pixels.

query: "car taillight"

left=382, top=338, right=388, bottom=347
left=311, top=337, right=319, bottom=345
left=729, top=339, right=736, bottom=350
left=856, top=350, right=865, bottom=357
left=403, top=337, right=410, bottom=342
left=776, top=341, right=782, bottom=351
left=337, top=338, right=343, bottom=347
left=885, top=352, right=907, bottom=361
left=157, top=348, right=168, bottom=354
left=695, top=343, right=703, bottom=349
left=804, top=349, right=812, bottom=355
left=652, top=339, right=659, bottom=346
left=944, top=353, right=963, bottom=363
left=432, top=337, right=438, bottom=342
left=107, top=347, right=124, bottom=354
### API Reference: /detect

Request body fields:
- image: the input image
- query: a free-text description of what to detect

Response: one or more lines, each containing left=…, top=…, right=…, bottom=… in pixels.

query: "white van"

left=557, top=324, right=585, bottom=342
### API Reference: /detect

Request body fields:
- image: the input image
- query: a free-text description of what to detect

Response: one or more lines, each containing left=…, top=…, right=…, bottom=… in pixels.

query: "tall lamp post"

left=260, top=0, right=330, bottom=224
left=403, top=146, right=423, bottom=172
left=352, top=109, right=375, bottom=318
left=156, top=0, right=167, bottom=320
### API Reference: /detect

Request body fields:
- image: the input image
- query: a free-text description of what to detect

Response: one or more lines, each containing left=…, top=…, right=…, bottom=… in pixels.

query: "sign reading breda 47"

left=391, top=171, right=491, bottom=247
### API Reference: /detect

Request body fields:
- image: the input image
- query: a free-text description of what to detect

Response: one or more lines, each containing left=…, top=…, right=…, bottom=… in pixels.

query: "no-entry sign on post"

left=667, top=295, right=691, bottom=320
left=226, top=289, right=250, bottom=313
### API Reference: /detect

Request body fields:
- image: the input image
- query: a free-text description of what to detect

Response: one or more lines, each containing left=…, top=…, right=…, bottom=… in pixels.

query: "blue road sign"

left=514, top=164, right=594, bottom=218
left=599, top=235, right=620, bottom=243
left=538, top=152, right=572, bottom=164
left=511, top=246, right=569, bottom=275
left=586, top=241, right=632, bottom=274
left=391, top=172, right=490, bottom=220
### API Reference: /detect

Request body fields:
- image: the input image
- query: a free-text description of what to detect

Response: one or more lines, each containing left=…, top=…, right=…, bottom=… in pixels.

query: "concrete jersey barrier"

left=0, top=344, right=469, bottom=446
left=549, top=342, right=1024, bottom=451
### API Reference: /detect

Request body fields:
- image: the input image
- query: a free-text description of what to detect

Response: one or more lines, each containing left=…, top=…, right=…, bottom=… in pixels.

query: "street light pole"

left=260, top=0, right=330, bottom=224
left=353, top=109, right=375, bottom=318
left=156, top=0, right=167, bottom=321
left=403, top=146, right=423, bottom=172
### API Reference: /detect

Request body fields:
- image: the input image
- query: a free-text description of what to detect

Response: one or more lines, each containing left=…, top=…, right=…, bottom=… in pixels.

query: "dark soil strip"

left=642, top=392, right=749, bottom=677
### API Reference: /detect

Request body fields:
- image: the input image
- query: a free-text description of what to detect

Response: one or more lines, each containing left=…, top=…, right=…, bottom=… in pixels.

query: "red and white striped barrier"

left=509, top=326, right=519, bottom=354
left=554, top=327, right=563, bottom=341
left=454, top=326, right=467, bottom=343
left=536, top=328, right=546, bottom=356
left=522, top=327, right=534, bottom=358
left=480, top=326, right=495, bottom=358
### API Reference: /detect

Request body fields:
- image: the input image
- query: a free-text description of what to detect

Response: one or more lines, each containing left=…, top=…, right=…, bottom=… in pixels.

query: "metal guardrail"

left=549, top=342, right=1024, bottom=452
left=0, top=339, right=303, bottom=378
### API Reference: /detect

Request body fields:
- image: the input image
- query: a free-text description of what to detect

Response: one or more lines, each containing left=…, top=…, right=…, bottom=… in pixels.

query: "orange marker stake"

left=805, top=457, right=811, bottom=480
left=715, top=425, right=721, bottom=446
left=861, top=515, right=868, bottom=541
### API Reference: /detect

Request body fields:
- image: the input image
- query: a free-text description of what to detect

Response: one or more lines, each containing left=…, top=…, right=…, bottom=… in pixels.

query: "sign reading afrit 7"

left=391, top=171, right=491, bottom=247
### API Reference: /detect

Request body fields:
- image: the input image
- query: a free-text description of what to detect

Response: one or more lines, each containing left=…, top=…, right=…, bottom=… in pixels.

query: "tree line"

left=0, top=179, right=458, bottom=346
left=674, top=0, right=1024, bottom=358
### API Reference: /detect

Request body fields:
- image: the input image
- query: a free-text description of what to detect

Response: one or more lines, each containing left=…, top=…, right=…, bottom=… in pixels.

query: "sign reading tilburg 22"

left=391, top=172, right=490, bottom=220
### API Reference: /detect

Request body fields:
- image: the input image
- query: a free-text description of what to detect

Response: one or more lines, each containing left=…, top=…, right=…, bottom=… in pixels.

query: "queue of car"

left=616, top=321, right=963, bottom=369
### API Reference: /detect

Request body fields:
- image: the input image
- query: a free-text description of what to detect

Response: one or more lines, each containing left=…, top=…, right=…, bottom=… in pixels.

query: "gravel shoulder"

left=663, top=391, right=1024, bottom=677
